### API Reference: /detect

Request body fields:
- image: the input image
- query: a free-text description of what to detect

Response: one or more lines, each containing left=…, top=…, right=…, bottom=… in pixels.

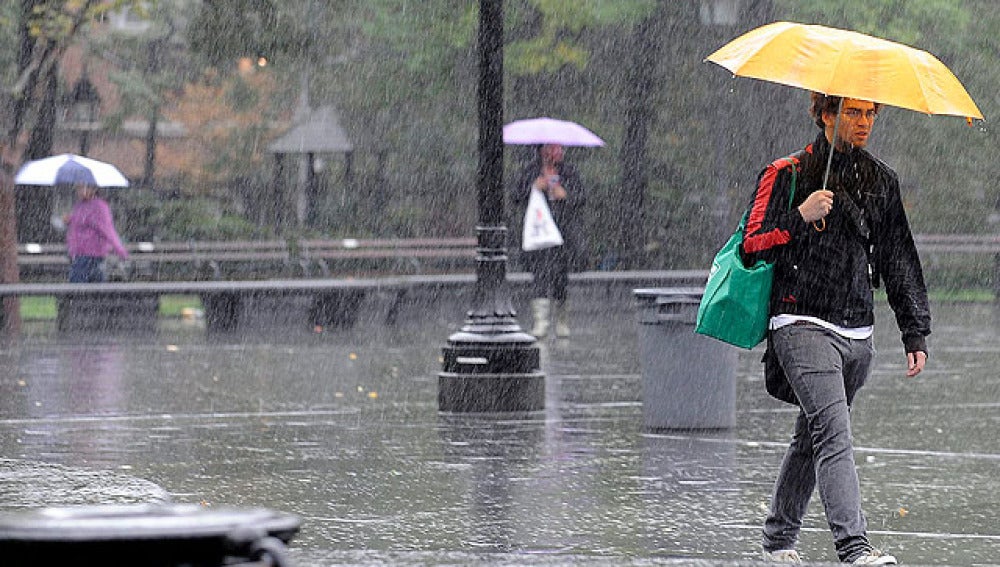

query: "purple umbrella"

left=502, top=117, right=605, bottom=147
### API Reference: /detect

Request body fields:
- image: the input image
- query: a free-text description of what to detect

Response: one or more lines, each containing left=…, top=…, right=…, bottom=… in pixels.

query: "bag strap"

left=738, top=154, right=800, bottom=231
left=781, top=156, right=798, bottom=209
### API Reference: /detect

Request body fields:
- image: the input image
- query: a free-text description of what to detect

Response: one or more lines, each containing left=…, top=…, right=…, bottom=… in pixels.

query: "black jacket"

left=508, top=157, right=588, bottom=269
left=741, top=133, right=930, bottom=355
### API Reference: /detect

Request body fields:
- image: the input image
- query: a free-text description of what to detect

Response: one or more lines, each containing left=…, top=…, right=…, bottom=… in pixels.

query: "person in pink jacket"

left=63, top=182, right=129, bottom=282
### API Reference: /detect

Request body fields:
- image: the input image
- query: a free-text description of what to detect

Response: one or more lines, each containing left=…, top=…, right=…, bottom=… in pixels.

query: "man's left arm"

left=874, top=173, right=931, bottom=374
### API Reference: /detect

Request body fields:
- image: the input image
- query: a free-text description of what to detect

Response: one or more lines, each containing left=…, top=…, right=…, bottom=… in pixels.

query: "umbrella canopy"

left=705, top=21, right=983, bottom=120
left=14, top=154, right=130, bottom=188
left=503, top=117, right=605, bottom=147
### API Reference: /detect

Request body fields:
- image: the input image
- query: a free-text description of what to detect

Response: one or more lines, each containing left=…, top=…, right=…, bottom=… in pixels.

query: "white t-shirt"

left=769, top=314, right=873, bottom=340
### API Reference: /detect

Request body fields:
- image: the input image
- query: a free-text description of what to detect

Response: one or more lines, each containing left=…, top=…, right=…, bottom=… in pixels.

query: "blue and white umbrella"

left=14, top=153, right=129, bottom=187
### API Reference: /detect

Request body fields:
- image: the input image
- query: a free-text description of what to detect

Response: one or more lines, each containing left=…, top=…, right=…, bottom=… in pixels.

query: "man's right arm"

left=741, top=163, right=796, bottom=264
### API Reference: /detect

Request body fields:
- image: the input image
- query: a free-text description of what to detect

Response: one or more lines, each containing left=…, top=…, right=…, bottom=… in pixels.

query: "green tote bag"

left=694, top=214, right=772, bottom=349
left=695, top=158, right=797, bottom=349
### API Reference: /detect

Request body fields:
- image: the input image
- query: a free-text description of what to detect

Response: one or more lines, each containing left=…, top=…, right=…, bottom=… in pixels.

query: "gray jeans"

left=761, top=323, right=875, bottom=562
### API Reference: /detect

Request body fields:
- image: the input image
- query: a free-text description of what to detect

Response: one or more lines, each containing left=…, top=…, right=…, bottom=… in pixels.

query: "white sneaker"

left=762, top=549, right=802, bottom=563
left=852, top=549, right=897, bottom=564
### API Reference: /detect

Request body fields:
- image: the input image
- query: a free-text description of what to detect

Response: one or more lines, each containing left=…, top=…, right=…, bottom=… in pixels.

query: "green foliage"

left=18, top=296, right=56, bottom=320
left=225, top=78, right=260, bottom=111
left=505, top=36, right=588, bottom=75
left=19, top=294, right=203, bottom=320
left=505, top=0, right=656, bottom=75
left=0, top=3, right=18, bottom=87
left=24, top=1, right=139, bottom=42
left=530, top=0, right=657, bottom=32
left=142, top=197, right=264, bottom=241
left=187, top=0, right=308, bottom=66
left=357, top=0, right=477, bottom=76
left=774, top=0, right=970, bottom=51
left=2, top=1, right=145, bottom=116
left=95, top=1, right=199, bottom=141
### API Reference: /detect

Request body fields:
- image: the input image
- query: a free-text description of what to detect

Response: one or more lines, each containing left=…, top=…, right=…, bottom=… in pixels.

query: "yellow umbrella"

left=705, top=21, right=983, bottom=120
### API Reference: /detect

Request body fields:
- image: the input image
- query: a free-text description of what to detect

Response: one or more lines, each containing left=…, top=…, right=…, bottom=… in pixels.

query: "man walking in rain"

left=741, top=94, right=930, bottom=564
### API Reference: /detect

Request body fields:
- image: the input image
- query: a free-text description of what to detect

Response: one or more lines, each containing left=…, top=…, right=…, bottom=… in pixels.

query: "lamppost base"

left=439, top=371, right=545, bottom=412
left=439, top=331, right=544, bottom=412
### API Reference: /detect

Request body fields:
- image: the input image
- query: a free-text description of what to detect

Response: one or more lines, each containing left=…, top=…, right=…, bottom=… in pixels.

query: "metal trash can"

left=634, top=287, right=737, bottom=429
left=0, top=503, right=302, bottom=567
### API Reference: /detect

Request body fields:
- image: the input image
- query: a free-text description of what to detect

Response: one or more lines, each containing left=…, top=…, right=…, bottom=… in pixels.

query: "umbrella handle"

left=814, top=97, right=842, bottom=234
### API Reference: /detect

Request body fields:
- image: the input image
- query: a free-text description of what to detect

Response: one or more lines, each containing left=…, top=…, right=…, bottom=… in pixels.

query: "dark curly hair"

left=809, top=92, right=882, bottom=128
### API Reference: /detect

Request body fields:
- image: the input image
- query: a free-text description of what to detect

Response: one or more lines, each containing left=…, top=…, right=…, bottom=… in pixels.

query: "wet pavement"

left=1, top=293, right=999, bottom=565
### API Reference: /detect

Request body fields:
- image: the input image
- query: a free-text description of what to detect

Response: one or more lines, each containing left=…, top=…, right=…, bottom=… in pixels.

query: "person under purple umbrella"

left=62, top=181, right=129, bottom=283
left=509, top=143, right=588, bottom=338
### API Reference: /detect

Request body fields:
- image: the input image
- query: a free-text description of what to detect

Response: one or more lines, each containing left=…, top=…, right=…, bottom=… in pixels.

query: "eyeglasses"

left=841, top=108, right=878, bottom=120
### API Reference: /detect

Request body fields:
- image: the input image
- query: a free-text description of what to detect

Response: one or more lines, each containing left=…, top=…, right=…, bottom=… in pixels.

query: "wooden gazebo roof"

left=267, top=105, right=353, bottom=154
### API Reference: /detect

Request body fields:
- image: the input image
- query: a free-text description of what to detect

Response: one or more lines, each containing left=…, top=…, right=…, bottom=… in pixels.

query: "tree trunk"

left=0, top=173, right=21, bottom=333
left=143, top=110, right=158, bottom=188
left=16, top=65, right=59, bottom=243
left=617, top=5, right=664, bottom=269
left=0, top=0, right=41, bottom=332
left=142, top=38, right=162, bottom=188
left=25, top=65, right=57, bottom=161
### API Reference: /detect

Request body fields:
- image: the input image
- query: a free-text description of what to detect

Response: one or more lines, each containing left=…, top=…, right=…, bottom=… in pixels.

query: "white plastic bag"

left=522, top=189, right=564, bottom=251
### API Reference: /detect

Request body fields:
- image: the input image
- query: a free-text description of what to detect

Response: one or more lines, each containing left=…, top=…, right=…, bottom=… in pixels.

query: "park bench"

left=16, top=234, right=1000, bottom=283
left=0, top=270, right=709, bottom=333
left=17, top=240, right=232, bottom=281
left=297, top=237, right=478, bottom=277
left=184, top=239, right=293, bottom=279
left=131, top=240, right=305, bottom=280
left=127, top=240, right=201, bottom=280
left=17, top=241, right=201, bottom=280
left=16, top=242, right=70, bottom=280
left=912, top=234, right=1000, bottom=254
left=15, top=237, right=479, bottom=282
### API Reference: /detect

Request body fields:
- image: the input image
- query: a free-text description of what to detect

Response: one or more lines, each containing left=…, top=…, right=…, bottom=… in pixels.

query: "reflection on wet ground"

left=0, top=299, right=999, bottom=565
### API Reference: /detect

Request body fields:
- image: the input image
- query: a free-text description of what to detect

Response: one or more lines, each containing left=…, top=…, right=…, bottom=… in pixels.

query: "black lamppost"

left=438, top=0, right=544, bottom=413
left=698, top=0, right=741, bottom=26
left=69, top=71, right=101, bottom=155
left=700, top=0, right=741, bottom=243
